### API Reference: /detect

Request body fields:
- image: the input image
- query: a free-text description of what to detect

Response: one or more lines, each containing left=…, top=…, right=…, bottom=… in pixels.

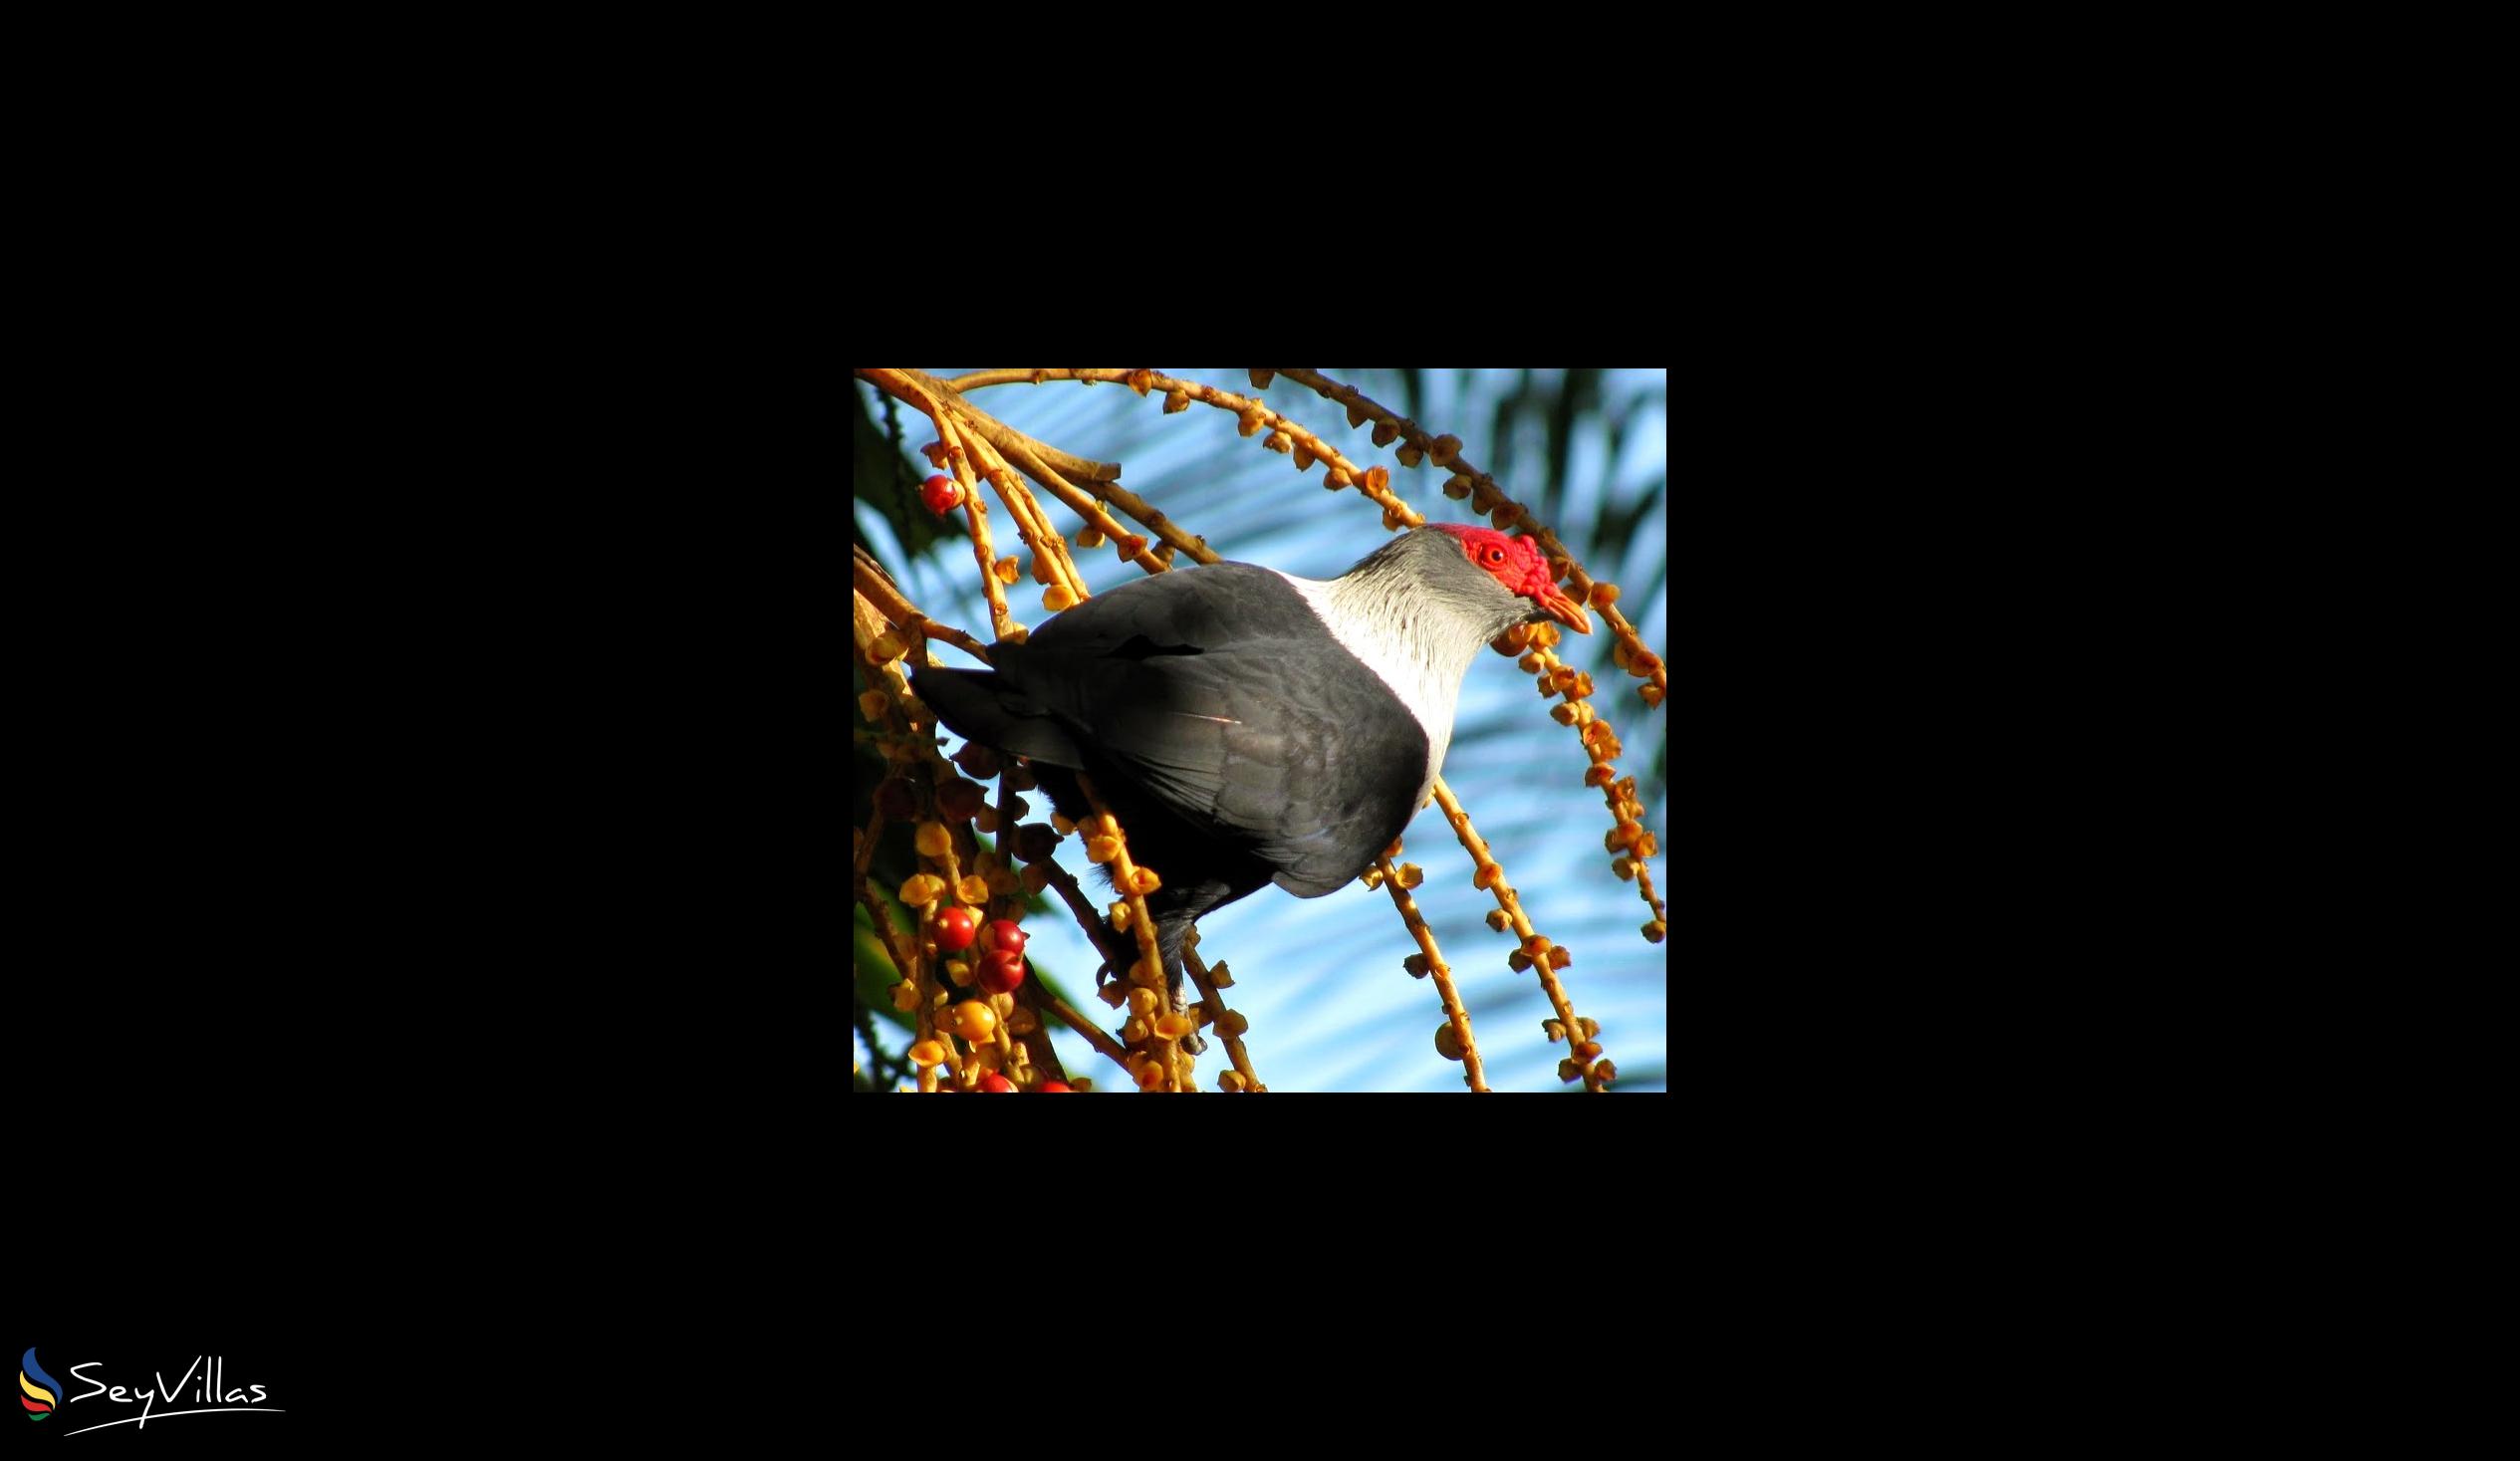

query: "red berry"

left=921, top=474, right=962, bottom=514
left=977, top=948, right=1027, bottom=995
left=980, top=919, right=1028, bottom=956
left=977, top=1074, right=1016, bottom=1093
left=1039, top=1081, right=1073, bottom=1093
left=931, top=905, right=976, bottom=952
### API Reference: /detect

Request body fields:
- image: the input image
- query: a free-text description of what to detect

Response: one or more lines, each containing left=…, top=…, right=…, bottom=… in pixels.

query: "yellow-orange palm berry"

left=898, top=873, right=945, bottom=907
left=909, top=1040, right=946, bottom=1068
left=951, top=1001, right=997, bottom=1042
left=890, top=981, right=921, bottom=1012
left=1087, top=836, right=1121, bottom=863
left=1434, top=1023, right=1464, bottom=1061
left=915, top=822, right=951, bottom=858
left=1128, top=987, right=1159, bottom=1017
left=1154, top=1012, right=1193, bottom=1040
left=1043, top=585, right=1076, bottom=612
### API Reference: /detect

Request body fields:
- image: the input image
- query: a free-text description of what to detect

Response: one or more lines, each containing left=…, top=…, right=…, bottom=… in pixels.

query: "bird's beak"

left=1536, top=587, right=1593, bottom=635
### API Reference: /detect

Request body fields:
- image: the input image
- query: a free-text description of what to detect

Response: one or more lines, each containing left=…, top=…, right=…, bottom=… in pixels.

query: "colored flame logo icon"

left=20, top=1347, right=61, bottom=1422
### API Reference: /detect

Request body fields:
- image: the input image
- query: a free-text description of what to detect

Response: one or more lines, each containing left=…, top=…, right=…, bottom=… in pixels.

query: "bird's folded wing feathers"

left=1003, top=639, right=1410, bottom=896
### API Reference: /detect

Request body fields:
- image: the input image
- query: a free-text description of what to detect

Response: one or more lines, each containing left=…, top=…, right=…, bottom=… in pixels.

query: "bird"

left=911, top=522, right=1591, bottom=1027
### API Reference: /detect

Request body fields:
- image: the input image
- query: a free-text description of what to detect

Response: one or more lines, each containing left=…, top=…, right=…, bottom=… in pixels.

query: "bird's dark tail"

left=910, top=665, right=1086, bottom=769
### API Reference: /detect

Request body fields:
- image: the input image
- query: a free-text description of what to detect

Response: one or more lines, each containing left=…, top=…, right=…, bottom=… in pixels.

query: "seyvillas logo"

left=16, top=1347, right=284, bottom=1434
left=20, top=1347, right=61, bottom=1422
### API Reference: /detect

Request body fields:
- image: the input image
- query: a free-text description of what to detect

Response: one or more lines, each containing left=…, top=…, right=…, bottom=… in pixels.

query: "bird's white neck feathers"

left=1271, top=564, right=1495, bottom=810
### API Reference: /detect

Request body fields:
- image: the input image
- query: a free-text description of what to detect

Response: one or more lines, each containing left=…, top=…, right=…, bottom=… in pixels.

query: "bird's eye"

left=1483, top=547, right=1506, bottom=566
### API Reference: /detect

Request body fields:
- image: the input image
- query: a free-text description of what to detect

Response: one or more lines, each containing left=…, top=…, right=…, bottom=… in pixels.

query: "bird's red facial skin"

left=1433, top=524, right=1594, bottom=634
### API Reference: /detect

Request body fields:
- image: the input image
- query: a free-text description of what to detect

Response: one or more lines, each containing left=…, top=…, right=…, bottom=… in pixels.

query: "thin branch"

left=1371, top=855, right=1489, bottom=1094
left=1181, top=939, right=1261, bottom=1093
left=1431, top=778, right=1609, bottom=1092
